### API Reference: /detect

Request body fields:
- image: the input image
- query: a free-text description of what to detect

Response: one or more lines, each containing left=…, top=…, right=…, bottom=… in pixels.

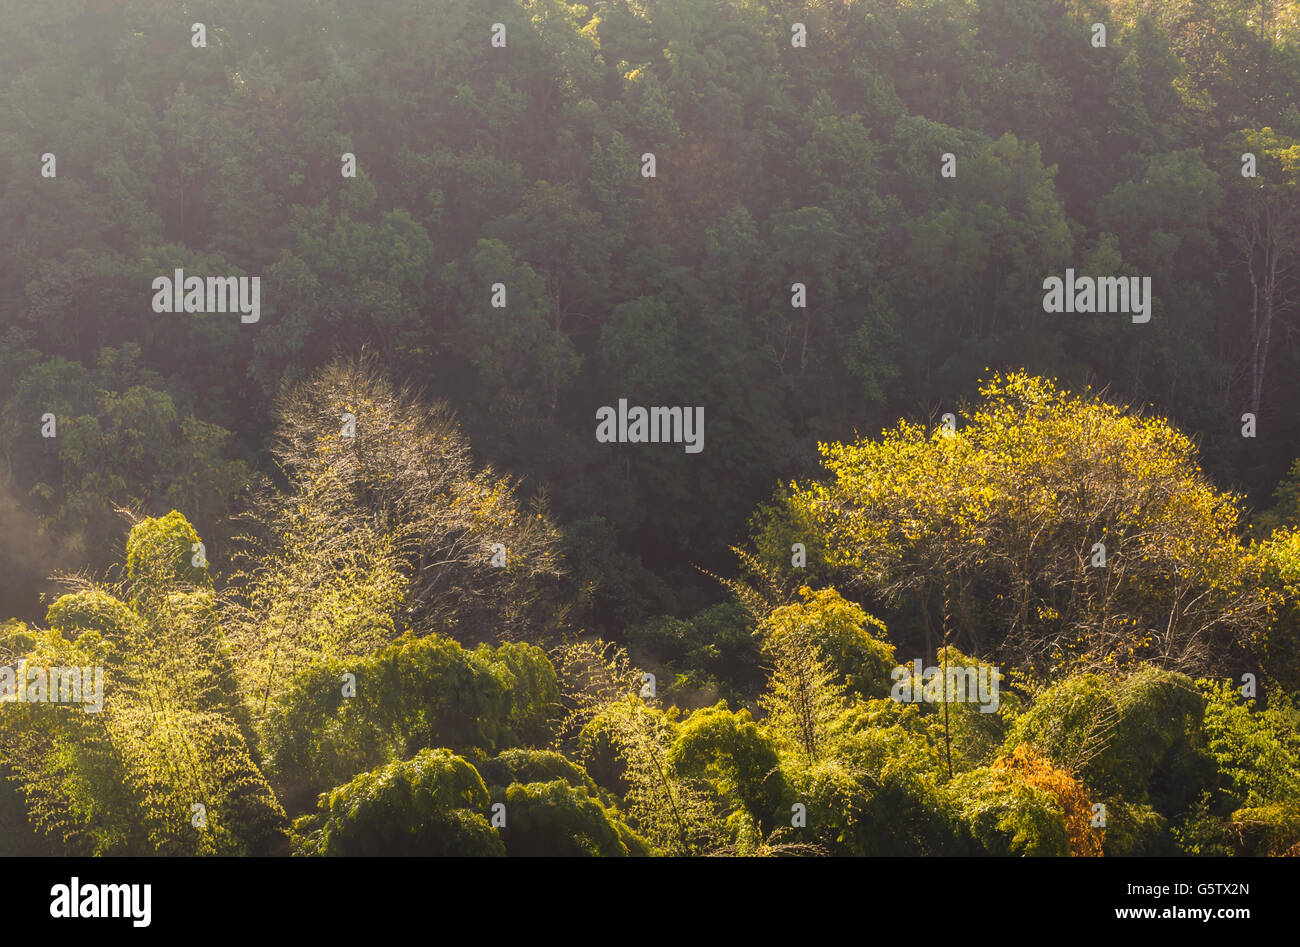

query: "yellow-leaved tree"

left=992, top=744, right=1104, bottom=856
left=760, top=372, right=1270, bottom=677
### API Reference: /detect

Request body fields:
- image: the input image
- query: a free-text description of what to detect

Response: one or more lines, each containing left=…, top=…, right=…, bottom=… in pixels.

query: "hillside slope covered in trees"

left=1, top=0, right=1300, bottom=856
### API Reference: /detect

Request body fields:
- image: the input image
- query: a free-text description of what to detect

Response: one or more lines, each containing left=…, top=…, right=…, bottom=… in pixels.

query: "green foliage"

left=1256, top=526, right=1300, bottom=690
left=494, top=780, right=643, bottom=857
left=784, top=723, right=966, bottom=856
left=1197, top=680, right=1300, bottom=854
left=576, top=709, right=633, bottom=797
left=126, top=509, right=212, bottom=591
left=477, top=749, right=597, bottom=794
left=295, top=749, right=503, bottom=857
left=475, top=641, right=561, bottom=747
left=629, top=601, right=763, bottom=705
left=259, top=633, right=524, bottom=815
left=0, top=347, right=248, bottom=569
left=1, top=0, right=1298, bottom=604
left=889, top=647, right=1022, bottom=771
left=577, top=697, right=722, bottom=855
left=757, top=608, right=854, bottom=767
left=443, top=238, right=581, bottom=418
left=1005, top=667, right=1215, bottom=840
left=1104, top=801, right=1177, bottom=857
left=0, top=513, right=287, bottom=855
left=1201, top=683, right=1300, bottom=807
left=1259, top=459, right=1300, bottom=532
left=1, top=0, right=1299, bottom=860
left=760, top=587, right=895, bottom=700
left=44, top=589, right=136, bottom=658
left=668, top=703, right=788, bottom=842
left=556, top=516, right=673, bottom=632
left=948, top=766, right=1071, bottom=856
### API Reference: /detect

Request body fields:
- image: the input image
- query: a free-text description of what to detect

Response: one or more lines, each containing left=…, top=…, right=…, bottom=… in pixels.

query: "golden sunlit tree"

left=772, top=372, right=1271, bottom=677
left=226, top=358, right=566, bottom=723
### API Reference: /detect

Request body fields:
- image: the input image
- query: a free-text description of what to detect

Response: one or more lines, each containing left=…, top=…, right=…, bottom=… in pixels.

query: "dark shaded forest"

left=1, top=0, right=1299, bottom=857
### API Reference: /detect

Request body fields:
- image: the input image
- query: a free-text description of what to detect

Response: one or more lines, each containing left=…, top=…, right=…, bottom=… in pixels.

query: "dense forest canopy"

left=1, top=0, right=1299, bottom=857
left=3, top=0, right=1299, bottom=620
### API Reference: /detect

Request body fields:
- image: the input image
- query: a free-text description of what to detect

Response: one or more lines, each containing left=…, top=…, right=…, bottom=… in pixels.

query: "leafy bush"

left=295, top=749, right=503, bottom=857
